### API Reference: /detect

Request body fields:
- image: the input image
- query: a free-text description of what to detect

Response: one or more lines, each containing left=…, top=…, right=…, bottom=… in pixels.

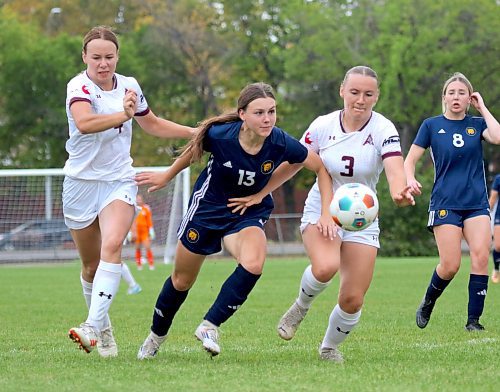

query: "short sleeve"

left=413, top=119, right=431, bottom=149
left=284, top=132, right=308, bottom=164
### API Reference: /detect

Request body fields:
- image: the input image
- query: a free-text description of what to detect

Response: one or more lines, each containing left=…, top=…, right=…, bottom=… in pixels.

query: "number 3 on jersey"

left=238, top=169, right=256, bottom=186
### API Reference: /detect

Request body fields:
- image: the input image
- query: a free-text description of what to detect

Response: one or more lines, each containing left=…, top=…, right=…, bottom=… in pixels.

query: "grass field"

left=1, top=256, right=499, bottom=392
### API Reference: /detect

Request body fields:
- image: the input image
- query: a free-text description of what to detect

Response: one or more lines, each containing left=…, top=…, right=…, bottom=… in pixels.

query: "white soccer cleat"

left=137, top=332, right=166, bottom=360
left=127, top=284, right=142, bottom=295
left=195, top=321, right=220, bottom=356
left=318, top=346, right=344, bottom=363
left=277, top=301, right=308, bottom=340
left=98, top=326, right=118, bottom=357
left=68, top=323, right=98, bottom=353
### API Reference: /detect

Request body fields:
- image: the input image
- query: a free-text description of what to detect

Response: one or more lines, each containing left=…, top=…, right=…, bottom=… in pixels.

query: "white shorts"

left=62, top=177, right=137, bottom=230
left=300, top=213, right=380, bottom=248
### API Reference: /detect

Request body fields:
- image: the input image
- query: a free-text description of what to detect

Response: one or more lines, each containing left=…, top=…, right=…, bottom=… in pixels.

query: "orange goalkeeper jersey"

left=134, top=204, right=153, bottom=234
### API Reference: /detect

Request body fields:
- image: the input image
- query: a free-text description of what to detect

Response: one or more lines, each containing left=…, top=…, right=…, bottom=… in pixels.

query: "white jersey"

left=63, top=71, right=149, bottom=181
left=300, top=110, right=402, bottom=219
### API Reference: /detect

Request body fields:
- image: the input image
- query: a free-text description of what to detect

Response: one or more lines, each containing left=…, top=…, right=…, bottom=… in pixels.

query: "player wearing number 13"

left=405, top=72, right=500, bottom=331
left=135, top=82, right=334, bottom=359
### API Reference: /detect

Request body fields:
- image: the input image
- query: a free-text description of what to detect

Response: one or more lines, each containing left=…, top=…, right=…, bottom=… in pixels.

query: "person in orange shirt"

left=130, top=194, right=156, bottom=270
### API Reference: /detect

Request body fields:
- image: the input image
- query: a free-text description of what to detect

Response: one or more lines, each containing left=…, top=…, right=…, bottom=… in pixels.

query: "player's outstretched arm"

left=135, top=150, right=193, bottom=193
left=227, top=162, right=302, bottom=215
left=385, top=155, right=415, bottom=207
left=135, top=111, right=197, bottom=139
left=403, top=144, right=425, bottom=197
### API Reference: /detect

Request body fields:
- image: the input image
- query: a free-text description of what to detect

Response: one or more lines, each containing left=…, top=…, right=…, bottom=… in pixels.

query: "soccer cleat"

left=137, top=332, right=166, bottom=360
left=149, top=265, right=155, bottom=271
left=465, top=319, right=485, bottom=331
left=277, top=301, right=309, bottom=340
left=492, top=270, right=499, bottom=284
left=98, top=326, right=118, bottom=357
left=318, top=346, right=344, bottom=363
left=137, top=265, right=143, bottom=271
left=127, top=284, right=142, bottom=295
left=195, top=321, right=220, bottom=356
left=68, top=323, right=98, bottom=353
left=416, top=297, right=435, bottom=329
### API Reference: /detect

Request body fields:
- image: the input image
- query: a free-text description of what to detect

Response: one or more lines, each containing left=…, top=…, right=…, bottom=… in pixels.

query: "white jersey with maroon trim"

left=300, top=110, right=402, bottom=217
left=63, top=71, right=149, bottom=181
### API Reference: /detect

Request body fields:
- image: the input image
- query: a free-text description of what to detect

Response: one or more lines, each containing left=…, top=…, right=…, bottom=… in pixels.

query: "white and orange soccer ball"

left=330, top=183, right=379, bottom=231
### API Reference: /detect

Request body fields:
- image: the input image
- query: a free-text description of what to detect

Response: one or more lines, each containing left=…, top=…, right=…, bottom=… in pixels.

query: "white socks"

left=80, top=274, right=112, bottom=330
left=121, top=262, right=137, bottom=288
left=85, top=261, right=122, bottom=331
left=321, top=304, right=361, bottom=349
left=296, top=265, right=331, bottom=309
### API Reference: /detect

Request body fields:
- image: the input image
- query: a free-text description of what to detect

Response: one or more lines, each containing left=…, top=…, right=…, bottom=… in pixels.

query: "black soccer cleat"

left=416, top=297, right=435, bottom=329
left=465, top=319, right=485, bottom=331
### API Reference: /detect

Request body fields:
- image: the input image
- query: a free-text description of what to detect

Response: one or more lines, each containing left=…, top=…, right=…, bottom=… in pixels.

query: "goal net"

left=0, top=167, right=189, bottom=264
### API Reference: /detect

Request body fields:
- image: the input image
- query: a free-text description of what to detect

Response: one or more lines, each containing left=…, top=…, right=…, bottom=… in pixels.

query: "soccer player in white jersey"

left=230, top=66, right=415, bottom=362
left=63, top=26, right=195, bottom=357
left=405, top=73, right=500, bottom=331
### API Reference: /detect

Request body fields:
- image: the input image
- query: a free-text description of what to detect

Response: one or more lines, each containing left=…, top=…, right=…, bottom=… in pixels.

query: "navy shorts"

left=427, top=208, right=490, bottom=232
left=177, top=199, right=271, bottom=255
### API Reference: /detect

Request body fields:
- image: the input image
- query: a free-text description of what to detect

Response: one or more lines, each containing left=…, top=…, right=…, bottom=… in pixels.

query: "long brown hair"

left=181, top=82, right=276, bottom=162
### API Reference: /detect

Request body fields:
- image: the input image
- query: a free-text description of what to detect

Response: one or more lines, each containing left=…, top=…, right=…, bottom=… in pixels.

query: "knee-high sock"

left=467, top=274, right=488, bottom=321
left=204, top=264, right=261, bottom=326
left=296, top=265, right=331, bottom=309
left=80, top=274, right=111, bottom=329
left=321, top=304, right=361, bottom=349
left=121, top=262, right=137, bottom=288
left=86, top=261, right=121, bottom=332
left=493, top=250, right=500, bottom=271
left=151, top=277, right=189, bottom=337
left=424, top=268, right=451, bottom=302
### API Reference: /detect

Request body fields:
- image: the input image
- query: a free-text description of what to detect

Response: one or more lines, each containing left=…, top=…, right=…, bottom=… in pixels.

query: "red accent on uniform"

left=82, top=85, right=90, bottom=94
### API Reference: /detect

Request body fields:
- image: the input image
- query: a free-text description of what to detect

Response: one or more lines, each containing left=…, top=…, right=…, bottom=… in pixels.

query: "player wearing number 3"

left=232, top=66, right=415, bottom=363
left=405, top=72, right=500, bottom=331
left=135, top=82, right=334, bottom=359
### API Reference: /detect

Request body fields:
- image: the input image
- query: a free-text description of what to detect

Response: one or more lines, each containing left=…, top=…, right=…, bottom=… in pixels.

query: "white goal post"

left=0, top=167, right=190, bottom=264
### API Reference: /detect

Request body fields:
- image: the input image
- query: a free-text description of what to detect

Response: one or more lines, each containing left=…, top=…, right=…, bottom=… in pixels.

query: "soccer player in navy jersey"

left=489, top=174, right=500, bottom=283
left=135, top=82, right=335, bottom=359
left=405, top=72, right=500, bottom=331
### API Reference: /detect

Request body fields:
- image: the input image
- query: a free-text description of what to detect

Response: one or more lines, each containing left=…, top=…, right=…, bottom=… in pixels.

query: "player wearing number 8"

left=404, top=72, right=500, bottom=332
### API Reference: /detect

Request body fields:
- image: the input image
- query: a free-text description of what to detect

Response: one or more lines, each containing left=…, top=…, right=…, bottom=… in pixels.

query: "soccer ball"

left=330, top=183, right=379, bottom=231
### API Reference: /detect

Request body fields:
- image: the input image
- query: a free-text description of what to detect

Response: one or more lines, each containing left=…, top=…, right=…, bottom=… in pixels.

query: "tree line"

left=0, top=0, right=498, bottom=255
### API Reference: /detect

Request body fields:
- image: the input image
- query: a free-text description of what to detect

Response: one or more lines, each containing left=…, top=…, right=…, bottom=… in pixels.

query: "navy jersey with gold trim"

left=191, top=120, right=307, bottom=211
left=413, top=114, right=488, bottom=210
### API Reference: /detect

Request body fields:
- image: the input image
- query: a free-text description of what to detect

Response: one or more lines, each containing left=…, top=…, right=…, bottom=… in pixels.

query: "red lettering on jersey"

left=363, top=134, right=374, bottom=145
left=82, top=85, right=90, bottom=95
left=304, top=131, right=312, bottom=145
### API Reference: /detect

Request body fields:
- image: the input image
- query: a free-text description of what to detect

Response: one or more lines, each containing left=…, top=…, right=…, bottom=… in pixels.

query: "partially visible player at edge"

left=135, top=82, right=335, bottom=359
left=489, top=174, right=500, bottom=283
left=63, top=25, right=195, bottom=357
left=230, top=66, right=415, bottom=363
left=129, top=194, right=156, bottom=270
left=405, top=72, right=500, bottom=331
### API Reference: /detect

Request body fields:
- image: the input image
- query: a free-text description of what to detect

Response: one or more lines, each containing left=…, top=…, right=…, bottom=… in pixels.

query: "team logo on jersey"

left=382, top=135, right=400, bottom=146
left=186, top=228, right=199, bottom=243
left=438, top=209, right=448, bottom=219
left=304, top=131, right=313, bottom=145
left=466, top=127, right=476, bottom=136
left=363, top=134, right=374, bottom=145
left=82, top=85, right=90, bottom=95
left=261, top=160, right=274, bottom=174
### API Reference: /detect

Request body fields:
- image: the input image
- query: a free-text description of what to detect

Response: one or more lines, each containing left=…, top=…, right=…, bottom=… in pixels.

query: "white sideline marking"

left=412, top=337, right=497, bottom=351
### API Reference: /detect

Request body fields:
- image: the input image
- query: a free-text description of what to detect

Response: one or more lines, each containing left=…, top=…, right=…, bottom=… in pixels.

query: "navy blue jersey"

left=413, top=115, right=488, bottom=210
left=493, top=174, right=500, bottom=221
left=185, top=121, right=308, bottom=227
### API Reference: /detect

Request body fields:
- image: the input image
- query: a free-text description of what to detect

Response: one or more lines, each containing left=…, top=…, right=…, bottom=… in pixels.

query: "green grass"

left=1, top=257, right=499, bottom=392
